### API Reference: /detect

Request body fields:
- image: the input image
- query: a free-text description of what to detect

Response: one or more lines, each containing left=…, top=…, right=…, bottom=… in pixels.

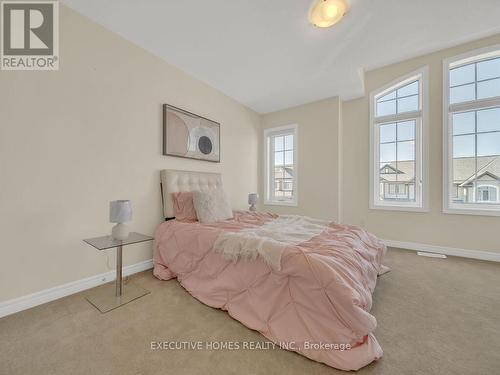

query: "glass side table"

left=83, top=232, right=153, bottom=313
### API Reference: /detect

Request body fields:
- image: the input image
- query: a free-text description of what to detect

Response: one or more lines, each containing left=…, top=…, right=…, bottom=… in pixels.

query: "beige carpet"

left=1, top=248, right=500, bottom=375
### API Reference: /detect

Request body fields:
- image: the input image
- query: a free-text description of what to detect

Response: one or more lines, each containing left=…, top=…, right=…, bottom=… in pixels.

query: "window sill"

left=370, top=204, right=428, bottom=213
left=264, top=200, right=298, bottom=207
left=443, top=206, right=500, bottom=217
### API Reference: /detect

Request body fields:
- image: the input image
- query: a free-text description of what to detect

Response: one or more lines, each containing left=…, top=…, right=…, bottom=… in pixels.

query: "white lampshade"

left=110, top=200, right=132, bottom=223
left=248, top=193, right=259, bottom=205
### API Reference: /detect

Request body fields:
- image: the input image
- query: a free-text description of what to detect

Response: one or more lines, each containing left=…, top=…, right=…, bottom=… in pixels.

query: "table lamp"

left=110, top=200, right=132, bottom=240
left=248, top=193, right=258, bottom=211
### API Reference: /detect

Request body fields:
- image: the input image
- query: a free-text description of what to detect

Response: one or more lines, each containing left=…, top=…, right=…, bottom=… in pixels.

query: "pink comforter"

left=153, top=211, right=386, bottom=371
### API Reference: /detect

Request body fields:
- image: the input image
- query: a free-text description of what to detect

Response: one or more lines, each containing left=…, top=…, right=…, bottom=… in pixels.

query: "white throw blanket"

left=213, top=215, right=330, bottom=271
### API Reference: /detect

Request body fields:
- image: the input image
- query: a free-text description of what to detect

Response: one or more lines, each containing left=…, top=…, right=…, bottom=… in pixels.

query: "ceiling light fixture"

left=309, top=0, right=350, bottom=28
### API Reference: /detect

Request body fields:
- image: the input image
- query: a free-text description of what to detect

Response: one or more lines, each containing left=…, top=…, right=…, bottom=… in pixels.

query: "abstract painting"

left=163, top=104, right=220, bottom=162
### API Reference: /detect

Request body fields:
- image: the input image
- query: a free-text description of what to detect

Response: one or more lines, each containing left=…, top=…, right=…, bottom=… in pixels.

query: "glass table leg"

left=116, top=245, right=122, bottom=296
left=85, top=244, right=149, bottom=313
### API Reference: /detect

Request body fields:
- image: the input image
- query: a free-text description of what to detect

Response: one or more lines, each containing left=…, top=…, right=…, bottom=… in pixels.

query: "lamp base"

left=112, top=223, right=129, bottom=240
left=249, top=204, right=257, bottom=212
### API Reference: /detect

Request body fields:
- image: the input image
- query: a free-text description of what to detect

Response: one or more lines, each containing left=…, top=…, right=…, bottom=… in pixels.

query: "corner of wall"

left=337, top=99, right=343, bottom=223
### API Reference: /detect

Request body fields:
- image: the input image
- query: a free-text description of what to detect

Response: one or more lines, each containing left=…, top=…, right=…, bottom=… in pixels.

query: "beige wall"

left=0, top=6, right=260, bottom=301
left=260, top=97, right=342, bottom=221
left=342, top=34, right=500, bottom=253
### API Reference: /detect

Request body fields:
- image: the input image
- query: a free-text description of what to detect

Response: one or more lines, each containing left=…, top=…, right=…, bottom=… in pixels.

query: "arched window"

left=370, top=67, right=429, bottom=211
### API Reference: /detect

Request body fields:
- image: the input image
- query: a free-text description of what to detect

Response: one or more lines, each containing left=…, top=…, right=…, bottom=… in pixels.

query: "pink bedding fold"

left=153, top=211, right=386, bottom=371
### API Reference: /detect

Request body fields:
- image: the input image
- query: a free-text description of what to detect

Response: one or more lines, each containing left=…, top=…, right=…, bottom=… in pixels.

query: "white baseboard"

left=0, top=259, right=153, bottom=319
left=383, top=239, right=500, bottom=262
left=2, top=240, right=498, bottom=318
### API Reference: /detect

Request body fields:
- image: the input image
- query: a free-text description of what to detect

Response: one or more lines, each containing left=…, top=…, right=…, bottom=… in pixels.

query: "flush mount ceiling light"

left=309, top=0, right=350, bottom=28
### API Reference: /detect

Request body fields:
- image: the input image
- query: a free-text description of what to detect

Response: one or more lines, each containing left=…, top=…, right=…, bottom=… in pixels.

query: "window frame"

left=369, top=66, right=430, bottom=212
left=263, top=124, right=298, bottom=206
left=443, top=44, right=500, bottom=216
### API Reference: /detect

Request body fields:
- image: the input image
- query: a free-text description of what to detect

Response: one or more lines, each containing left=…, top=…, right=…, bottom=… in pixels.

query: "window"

left=477, top=185, right=498, bottom=203
left=370, top=67, right=429, bottom=211
left=264, top=124, right=298, bottom=206
left=444, top=45, right=500, bottom=216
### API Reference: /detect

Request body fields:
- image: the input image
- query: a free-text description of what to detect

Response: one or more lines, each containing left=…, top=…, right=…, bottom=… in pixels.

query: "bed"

left=153, top=169, right=386, bottom=371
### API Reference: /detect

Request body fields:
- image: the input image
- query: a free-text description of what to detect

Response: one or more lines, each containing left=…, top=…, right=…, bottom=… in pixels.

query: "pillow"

left=192, top=189, right=233, bottom=223
left=172, top=192, right=197, bottom=222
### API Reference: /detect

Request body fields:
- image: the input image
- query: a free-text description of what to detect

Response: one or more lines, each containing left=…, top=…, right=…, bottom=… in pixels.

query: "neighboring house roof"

left=274, top=165, right=294, bottom=179
left=381, top=157, right=500, bottom=185
left=380, top=164, right=401, bottom=174
left=380, top=161, right=415, bottom=183
left=453, top=156, right=500, bottom=185
left=459, top=171, right=500, bottom=187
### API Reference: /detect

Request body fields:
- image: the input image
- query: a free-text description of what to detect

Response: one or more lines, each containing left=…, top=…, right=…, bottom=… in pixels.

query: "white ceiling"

left=62, top=0, right=500, bottom=113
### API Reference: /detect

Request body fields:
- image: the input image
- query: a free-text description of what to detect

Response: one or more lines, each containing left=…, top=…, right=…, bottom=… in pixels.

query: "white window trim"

left=442, top=44, right=500, bottom=217
left=263, top=124, right=299, bottom=206
left=369, top=66, right=430, bottom=212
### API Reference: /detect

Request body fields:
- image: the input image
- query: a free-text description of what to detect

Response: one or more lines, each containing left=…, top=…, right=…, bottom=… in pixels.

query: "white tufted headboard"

left=160, top=169, right=223, bottom=219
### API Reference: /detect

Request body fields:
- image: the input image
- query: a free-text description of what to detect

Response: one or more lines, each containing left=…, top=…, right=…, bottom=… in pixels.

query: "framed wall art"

left=163, top=104, right=220, bottom=162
